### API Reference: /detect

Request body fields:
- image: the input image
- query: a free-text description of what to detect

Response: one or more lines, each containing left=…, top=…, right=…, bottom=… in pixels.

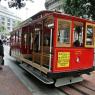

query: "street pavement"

left=4, top=45, right=65, bottom=95
left=0, top=66, right=32, bottom=95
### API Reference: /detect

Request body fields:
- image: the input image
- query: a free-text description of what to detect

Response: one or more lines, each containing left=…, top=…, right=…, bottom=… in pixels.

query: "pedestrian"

left=0, top=39, right=4, bottom=70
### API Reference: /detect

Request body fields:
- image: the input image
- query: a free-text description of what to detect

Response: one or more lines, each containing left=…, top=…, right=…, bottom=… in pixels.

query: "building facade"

left=45, top=0, right=64, bottom=12
left=0, top=5, right=21, bottom=36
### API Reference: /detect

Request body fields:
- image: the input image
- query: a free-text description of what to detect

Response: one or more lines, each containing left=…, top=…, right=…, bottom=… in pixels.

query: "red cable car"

left=10, top=11, right=95, bottom=87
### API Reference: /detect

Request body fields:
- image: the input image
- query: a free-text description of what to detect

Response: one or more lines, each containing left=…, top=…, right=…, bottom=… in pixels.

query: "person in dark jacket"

left=0, top=40, right=4, bottom=57
left=0, top=40, right=4, bottom=69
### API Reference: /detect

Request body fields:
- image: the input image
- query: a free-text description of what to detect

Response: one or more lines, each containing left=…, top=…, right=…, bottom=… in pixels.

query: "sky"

left=0, top=0, right=45, bottom=20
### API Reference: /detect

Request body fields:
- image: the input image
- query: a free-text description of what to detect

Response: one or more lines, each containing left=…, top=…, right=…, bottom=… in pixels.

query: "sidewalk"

left=0, top=66, right=32, bottom=95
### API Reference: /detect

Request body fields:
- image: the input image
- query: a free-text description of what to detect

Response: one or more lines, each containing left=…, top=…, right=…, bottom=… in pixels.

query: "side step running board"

left=20, top=63, right=54, bottom=85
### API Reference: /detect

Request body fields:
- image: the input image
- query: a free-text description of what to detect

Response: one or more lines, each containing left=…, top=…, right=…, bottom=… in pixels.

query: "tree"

left=14, top=20, right=21, bottom=27
left=0, top=25, right=6, bottom=39
left=0, top=0, right=33, bottom=9
left=0, top=25, right=6, bottom=33
left=89, top=0, right=95, bottom=20
left=62, top=0, right=95, bottom=20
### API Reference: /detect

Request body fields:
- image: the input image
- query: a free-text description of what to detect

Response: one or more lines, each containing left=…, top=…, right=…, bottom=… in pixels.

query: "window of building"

left=7, top=18, right=10, bottom=22
left=12, top=20, right=16, bottom=27
left=7, top=22, right=10, bottom=26
left=1, top=22, right=5, bottom=25
left=7, top=27, right=10, bottom=30
left=1, top=17, right=5, bottom=21
left=13, top=20, right=15, bottom=24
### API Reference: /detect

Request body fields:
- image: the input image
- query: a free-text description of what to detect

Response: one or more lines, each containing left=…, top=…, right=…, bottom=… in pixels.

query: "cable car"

left=10, top=11, right=95, bottom=87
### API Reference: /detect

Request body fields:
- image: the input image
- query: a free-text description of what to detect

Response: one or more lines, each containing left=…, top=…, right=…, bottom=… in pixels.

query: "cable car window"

left=34, top=31, right=40, bottom=52
left=19, top=30, right=22, bottom=48
left=30, top=33, right=33, bottom=49
left=86, top=25, right=93, bottom=46
left=16, top=31, right=18, bottom=44
left=57, top=19, right=71, bottom=47
left=73, top=22, right=84, bottom=47
left=11, top=34, right=14, bottom=46
left=24, top=34, right=27, bottom=48
left=43, top=16, right=54, bottom=54
left=12, top=33, right=15, bottom=45
left=43, top=33, right=50, bottom=46
left=13, top=33, right=15, bottom=45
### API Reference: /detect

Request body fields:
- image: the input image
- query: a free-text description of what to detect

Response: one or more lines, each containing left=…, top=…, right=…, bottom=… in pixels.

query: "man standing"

left=0, top=39, right=4, bottom=69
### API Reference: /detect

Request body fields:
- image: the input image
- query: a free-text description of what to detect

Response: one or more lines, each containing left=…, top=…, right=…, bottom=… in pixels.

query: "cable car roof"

left=12, top=10, right=95, bottom=32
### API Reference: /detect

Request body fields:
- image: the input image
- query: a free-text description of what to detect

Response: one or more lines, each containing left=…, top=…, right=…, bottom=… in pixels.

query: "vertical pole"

left=71, top=21, right=74, bottom=47
left=41, top=21, right=44, bottom=66
left=32, top=25, right=35, bottom=63
left=38, top=31, right=40, bottom=51
left=83, top=23, right=86, bottom=47
left=49, top=28, right=52, bottom=71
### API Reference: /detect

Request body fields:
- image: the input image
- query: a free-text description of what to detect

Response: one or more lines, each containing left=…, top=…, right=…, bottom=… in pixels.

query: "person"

left=34, top=34, right=39, bottom=52
left=0, top=40, right=4, bottom=70
left=73, top=40, right=80, bottom=47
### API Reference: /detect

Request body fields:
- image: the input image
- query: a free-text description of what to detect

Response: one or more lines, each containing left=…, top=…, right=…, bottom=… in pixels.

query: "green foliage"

left=63, top=0, right=89, bottom=17
left=62, top=0, right=95, bottom=20
left=89, top=0, right=95, bottom=20
left=14, top=21, right=21, bottom=27
left=0, top=25, right=6, bottom=33
left=0, top=0, right=33, bottom=9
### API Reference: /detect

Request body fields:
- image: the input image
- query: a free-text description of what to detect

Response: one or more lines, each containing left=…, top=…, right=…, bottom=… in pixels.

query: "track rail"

left=58, top=72, right=95, bottom=95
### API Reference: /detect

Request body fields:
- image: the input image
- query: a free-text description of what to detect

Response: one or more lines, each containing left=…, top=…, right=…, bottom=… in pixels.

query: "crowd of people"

left=1, top=38, right=10, bottom=45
